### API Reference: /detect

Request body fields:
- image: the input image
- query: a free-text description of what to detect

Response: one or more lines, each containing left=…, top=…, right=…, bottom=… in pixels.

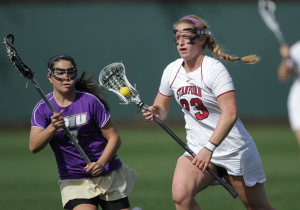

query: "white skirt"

left=184, top=141, right=266, bottom=187
left=288, top=80, right=300, bottom=131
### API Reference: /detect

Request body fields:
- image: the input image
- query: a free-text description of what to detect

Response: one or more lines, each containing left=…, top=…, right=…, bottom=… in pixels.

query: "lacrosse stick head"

left=99, top=62, right=144, bottom=107
left=3, top=34, right=34, bottom=79
left=258, top=0, right=285, bottom=44
left=258, top=0, right=276, bottom=13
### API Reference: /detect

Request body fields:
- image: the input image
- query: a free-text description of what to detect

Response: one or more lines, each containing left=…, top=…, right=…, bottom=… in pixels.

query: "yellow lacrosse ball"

left=120, top=87, right=131, bottom=98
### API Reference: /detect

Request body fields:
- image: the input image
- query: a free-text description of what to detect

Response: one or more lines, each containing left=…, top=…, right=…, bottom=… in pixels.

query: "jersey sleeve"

left=31, top=101, right=51, bottom=130
left=205, top=59, right=235, bottom=97
left=159, top=59, right=183, bottom=96
left=91, top=97, right=110, bottom=128
left=159, top=67, right=174, bottom=96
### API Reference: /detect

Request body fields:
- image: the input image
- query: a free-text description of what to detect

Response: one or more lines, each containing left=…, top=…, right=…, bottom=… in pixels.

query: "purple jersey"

left=31, top=90, right=122, bottom=180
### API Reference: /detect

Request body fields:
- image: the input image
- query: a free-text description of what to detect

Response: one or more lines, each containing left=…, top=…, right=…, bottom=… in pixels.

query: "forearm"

left=278, top=44, right=294, bottom=82
left=154, top=105, right=169, bottom=121
left=29, top=125, right=56, bottom=153
left=209, top=109, right=237, bottom=146
left=30, top=110, right=65, bottom=154
left=97, top=136, right=121, bottom=166
left=208, top=91, right=238, bottom=147
left=98, top=119, right=122, bottom=166
left=153, top=93, right=171, bottom=121
left=278, top=58, right=293, bottom=82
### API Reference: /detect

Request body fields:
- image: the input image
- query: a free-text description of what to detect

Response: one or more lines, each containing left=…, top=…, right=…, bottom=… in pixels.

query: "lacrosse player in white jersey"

left=278, top=42, right=300, bottom=150
left=143, top=15, right=275, bottom=210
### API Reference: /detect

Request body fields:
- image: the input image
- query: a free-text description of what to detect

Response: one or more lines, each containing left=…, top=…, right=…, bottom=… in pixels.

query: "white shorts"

left=288, top=81, right=300, bottom=131
left=184, top=141, right=266, bottom=187
left=59, top=164, right=137, bottom=208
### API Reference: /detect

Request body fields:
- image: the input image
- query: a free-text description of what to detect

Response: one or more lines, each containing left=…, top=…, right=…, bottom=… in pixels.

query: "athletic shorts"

left=288, top=80, right=300, bottom=131
left=183, top=141, right=266, bottom=187
left=59, top=164, right=137, bottom=208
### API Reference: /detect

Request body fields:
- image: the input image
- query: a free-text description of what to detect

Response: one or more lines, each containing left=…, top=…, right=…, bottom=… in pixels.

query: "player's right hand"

left=50, top=110, right=65, bottom=131
left=142, top=105, right=160, bottom=122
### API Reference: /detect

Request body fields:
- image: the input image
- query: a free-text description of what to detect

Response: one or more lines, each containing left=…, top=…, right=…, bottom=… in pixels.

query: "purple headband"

left=182, top=17, right=204, bottom=31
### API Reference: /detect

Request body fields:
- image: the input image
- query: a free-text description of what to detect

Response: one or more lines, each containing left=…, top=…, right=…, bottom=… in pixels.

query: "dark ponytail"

left=76, top=71, right=110, bottom=112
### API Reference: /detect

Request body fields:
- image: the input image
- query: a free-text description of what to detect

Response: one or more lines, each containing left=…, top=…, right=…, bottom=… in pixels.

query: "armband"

left=204, top=141, right=218, bottom=152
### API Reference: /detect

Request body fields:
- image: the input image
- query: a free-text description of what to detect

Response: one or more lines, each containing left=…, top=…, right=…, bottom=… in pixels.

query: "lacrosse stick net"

left=99, top=62, right=238, bottom=198
left=3, top=34, right=91, bottom=164
left=258, top=0, right=285, bottom=44
left=99, top=62, right=146, bottom=108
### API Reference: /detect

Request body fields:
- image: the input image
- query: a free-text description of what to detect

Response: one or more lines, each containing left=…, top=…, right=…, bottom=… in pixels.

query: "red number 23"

left=180, top=98, right=209, bottom=120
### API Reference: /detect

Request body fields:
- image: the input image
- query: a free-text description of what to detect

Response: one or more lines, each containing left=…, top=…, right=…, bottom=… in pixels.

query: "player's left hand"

left=192, top=148, right=213, bottom=172
left=85, top=162, right=104, bottom=176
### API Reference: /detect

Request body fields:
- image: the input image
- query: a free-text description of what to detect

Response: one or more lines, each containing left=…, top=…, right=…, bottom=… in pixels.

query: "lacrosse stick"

left=258, top=0, right=285, bottom=44
left=3, top=34, right=91, bottom=164
left=99, top=62, right=238, bottom=198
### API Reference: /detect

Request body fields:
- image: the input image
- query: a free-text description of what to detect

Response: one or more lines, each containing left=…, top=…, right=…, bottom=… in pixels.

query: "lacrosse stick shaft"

left=145, top=108, right=238, bottom=198
left=30, top=78, right=91, bottom=164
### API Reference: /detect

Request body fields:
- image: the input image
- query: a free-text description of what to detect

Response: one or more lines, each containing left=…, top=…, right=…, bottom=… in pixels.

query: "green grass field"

left=0, top=122, right=299, bottom=210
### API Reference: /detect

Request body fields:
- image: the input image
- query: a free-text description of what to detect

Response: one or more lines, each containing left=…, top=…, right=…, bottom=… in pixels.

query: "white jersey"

left=290, top=41, right=300, bottom=81
left=287, top=41, right=300, bottom=130
left=159, top=56, right=253, bottom=157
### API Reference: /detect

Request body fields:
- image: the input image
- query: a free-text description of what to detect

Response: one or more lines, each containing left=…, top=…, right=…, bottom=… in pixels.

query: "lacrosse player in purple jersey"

left=143, top=15, right=275, bottom=210
left=29, top=55, right=137, bottom=210
left=278, top=42, right=300, bottom=150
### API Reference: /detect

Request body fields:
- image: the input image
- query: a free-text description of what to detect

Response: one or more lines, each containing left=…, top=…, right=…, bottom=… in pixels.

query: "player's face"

left=174, top=23, right=203, bottom=61
left=47, top=60, right=76, bottom=94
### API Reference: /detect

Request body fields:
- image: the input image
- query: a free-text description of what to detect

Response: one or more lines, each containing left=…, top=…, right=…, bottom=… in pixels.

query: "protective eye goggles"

left=173, top=28, right=209, bottom=43
left=48, top=67, right=77, bottom=81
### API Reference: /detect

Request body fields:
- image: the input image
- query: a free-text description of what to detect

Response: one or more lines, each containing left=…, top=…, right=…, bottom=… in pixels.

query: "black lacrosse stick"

left=4, top=34, right=34, bottom=79
left=3, top=34, right=91, bottom=164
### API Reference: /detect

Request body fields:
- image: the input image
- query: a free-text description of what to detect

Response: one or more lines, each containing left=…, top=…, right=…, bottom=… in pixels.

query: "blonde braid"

left=206, top=35, right=260, bottom=64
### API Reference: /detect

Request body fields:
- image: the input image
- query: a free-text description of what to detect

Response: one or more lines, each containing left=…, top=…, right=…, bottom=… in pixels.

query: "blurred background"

left=1, top=1, right=300, bottom=209
left=1, top=0, right=299, bottom=126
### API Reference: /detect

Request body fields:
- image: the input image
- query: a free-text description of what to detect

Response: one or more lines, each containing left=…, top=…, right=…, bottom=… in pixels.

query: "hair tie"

left=238, top=57, right=242, bottom=61
left=183, top=17, right=204, bottom=31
